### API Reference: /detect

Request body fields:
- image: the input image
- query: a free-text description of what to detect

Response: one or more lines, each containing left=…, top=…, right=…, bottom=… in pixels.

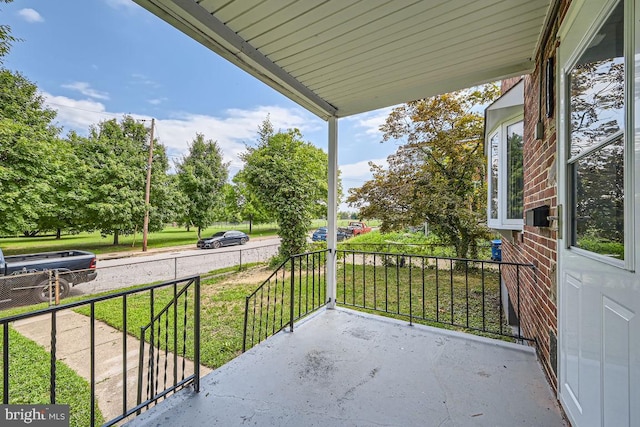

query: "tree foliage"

left=348, top=85, right=499, bottom=258
left=222, top=180, right=273, bottom=224
left=72, top=116, right=171, bottom=244
left=239, top=119, right=328, bottom=259
left=176, top=134, right=229, bottom=238
left=0, top=69, right=67, bottom=235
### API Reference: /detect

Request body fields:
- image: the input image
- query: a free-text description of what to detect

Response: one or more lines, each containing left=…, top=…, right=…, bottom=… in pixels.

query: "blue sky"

left=2, top=0, right=403, bottom=210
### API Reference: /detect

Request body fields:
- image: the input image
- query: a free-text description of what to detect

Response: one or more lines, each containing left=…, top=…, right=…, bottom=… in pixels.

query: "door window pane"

left=506, top=121, right=523, bottom=220
left=569, top=1, right=624, bottom=157
left=569, top=1, right=625, bottom=261
left=573, top=137, right=624, bottom=260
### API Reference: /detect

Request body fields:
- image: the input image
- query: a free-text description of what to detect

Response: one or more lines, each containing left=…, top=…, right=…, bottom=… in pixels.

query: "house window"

left=486, top=116, right=524, bottom=230
left=485, top=80, right=524, bottom=230
left=506, top=121, right=524, bottom=220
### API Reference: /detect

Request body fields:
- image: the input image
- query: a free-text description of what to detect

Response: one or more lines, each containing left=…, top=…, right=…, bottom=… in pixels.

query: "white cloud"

left=345, top=106, right=396, bottom=140
left=62, top=82, right=110, bottom=100
left=131, top=73, right=160, bottom=87
left=43, top=93, right=152, bottom=135
left=338, top=158, right=389, bottom=212
left=104, top=0, right=138, bottom=10
left=158, top=105, right=318, bottom=173
left=43, top=92, right=117, bottom=131
left=148, top=98, right=167, bottom=105
left=340, top=158, right=387, bottom=185
left=18, top=8, right=44, bottom=23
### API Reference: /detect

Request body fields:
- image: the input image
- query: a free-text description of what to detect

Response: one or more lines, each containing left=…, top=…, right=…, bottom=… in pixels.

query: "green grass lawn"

left=0, top=224, right=280, bottom=256
left=335, top=260, right=512, bottom=338
left=0, top=327, right=103, bottom=427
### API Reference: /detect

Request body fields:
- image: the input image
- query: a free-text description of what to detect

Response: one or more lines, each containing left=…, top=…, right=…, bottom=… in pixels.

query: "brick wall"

left=500, top=77, right=522, bottom=93
left=499, top=0, right=571, bottom=393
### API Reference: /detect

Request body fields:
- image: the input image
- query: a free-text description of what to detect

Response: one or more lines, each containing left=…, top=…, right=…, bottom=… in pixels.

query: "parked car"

left=0, top=248, right=97, bottom=303
left=338, top=221, right=372, bottom=237
left=311, top=227, right=347, bottom=242
left=197, top=230, right=249, bottom=249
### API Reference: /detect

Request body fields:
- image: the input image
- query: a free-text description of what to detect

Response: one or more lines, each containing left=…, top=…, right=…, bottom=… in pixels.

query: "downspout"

left=327, top=116, right=338, bottom=308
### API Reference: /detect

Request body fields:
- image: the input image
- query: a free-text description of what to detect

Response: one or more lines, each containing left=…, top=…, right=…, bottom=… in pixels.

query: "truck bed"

left=3, top=250, right=96, bottom=277
left=5, top=250, right=92, bottom=263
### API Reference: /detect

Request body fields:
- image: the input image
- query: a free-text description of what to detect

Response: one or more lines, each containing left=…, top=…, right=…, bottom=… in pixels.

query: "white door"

left=557, top=1, right=639, bottom=426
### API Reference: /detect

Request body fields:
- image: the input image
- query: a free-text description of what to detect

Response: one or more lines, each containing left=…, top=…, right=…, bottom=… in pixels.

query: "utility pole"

left=142, top=118, right=155, bottom=252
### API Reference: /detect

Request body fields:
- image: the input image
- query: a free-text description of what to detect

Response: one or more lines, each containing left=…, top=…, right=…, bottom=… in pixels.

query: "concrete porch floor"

left=126, top=308, right=566, bottom=426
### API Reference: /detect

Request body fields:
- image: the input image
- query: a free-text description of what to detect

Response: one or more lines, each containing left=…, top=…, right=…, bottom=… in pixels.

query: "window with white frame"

left=484, top=81, right=524, bottom=230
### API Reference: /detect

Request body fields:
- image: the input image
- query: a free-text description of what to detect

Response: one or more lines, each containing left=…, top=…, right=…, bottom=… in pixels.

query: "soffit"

left=133, top=0, right=552, bottom=119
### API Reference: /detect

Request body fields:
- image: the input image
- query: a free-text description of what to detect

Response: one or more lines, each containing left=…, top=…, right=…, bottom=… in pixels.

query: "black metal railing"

left=242, top=250, right=328, bottom=352
left=338, top=242, right=492, bottom=259
left=136, top=278, right=200, bottom=417
left=0, top=275, right=201, bottom=427
left=335, top=249, right=534, bottom=341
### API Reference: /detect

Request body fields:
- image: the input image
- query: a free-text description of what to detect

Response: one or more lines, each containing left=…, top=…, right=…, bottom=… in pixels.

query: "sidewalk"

left=12, top=309, right=211, bottom=423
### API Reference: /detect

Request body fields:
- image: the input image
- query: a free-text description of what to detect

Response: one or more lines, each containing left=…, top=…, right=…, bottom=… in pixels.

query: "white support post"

left=327, top=116, right=338, bottom=308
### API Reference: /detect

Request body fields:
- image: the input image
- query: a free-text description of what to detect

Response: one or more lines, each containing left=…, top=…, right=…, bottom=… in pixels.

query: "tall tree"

left=0, top=69, right=67, bottom=235
left=176, top=134, right=229, bottom=238
left=239, top=120, right=328, bottom=259
left=74, top=116, right=170, bottom=244
left=348, top=85, right=498, bottom=258
left=33, top=136, right=83, bottom=238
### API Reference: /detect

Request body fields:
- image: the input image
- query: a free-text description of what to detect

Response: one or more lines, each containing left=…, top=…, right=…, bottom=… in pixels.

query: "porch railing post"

left=242, top=296, right=250, bottom=352
left=290, top=257, right=295, bottom=332
left=326, top=116, right=338, bottom=308
left=517, top=265, right=521, bottom=340
left=3, top=323, right=8, bottom=404
left=50, top=312, right=57, bottom=404
left=194, top=277, right=200, bottom=393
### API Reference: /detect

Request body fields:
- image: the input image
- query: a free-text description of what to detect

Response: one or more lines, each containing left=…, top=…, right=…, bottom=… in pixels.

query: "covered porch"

left=128, top=307, right=565, bottom=426
left=122, top=1, right=566, bottom=426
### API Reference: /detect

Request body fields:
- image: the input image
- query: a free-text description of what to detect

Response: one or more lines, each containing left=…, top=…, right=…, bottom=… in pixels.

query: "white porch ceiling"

left=133, top=0, right=552, bottom=119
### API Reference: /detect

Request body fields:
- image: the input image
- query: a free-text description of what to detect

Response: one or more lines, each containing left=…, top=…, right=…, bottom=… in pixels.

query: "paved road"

left=71, top=238, right=280, bottom=297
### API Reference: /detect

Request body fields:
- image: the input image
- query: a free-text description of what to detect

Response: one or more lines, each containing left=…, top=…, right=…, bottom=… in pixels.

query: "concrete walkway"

left=12, top=310, right=211, bottom=424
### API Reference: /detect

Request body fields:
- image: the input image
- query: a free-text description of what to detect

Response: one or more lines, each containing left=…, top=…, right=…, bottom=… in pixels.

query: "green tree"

left=348, top=85, right=498, bottom=258
left=239, top=120, right=328, bottom=259
left=176, top=134, right=229, bottom=238
left=34, top=136, right=84, bottom=238
left=224, top=178, right=273, bottom=224
left=73, top=116, right=170, bottom=244
left=0, top=69, right=68, bottom=235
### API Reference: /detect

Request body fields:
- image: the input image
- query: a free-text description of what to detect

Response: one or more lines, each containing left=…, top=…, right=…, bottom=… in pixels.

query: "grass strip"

left=0, top=327, right=104, bottom=427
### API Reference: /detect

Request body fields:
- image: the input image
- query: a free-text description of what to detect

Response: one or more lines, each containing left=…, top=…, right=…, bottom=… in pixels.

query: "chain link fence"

left=0, top=244, right=280, bottom=310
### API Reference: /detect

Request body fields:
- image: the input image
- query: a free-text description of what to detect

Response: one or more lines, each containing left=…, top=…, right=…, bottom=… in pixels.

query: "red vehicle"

left=340, top=221, right=372, bottom=237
